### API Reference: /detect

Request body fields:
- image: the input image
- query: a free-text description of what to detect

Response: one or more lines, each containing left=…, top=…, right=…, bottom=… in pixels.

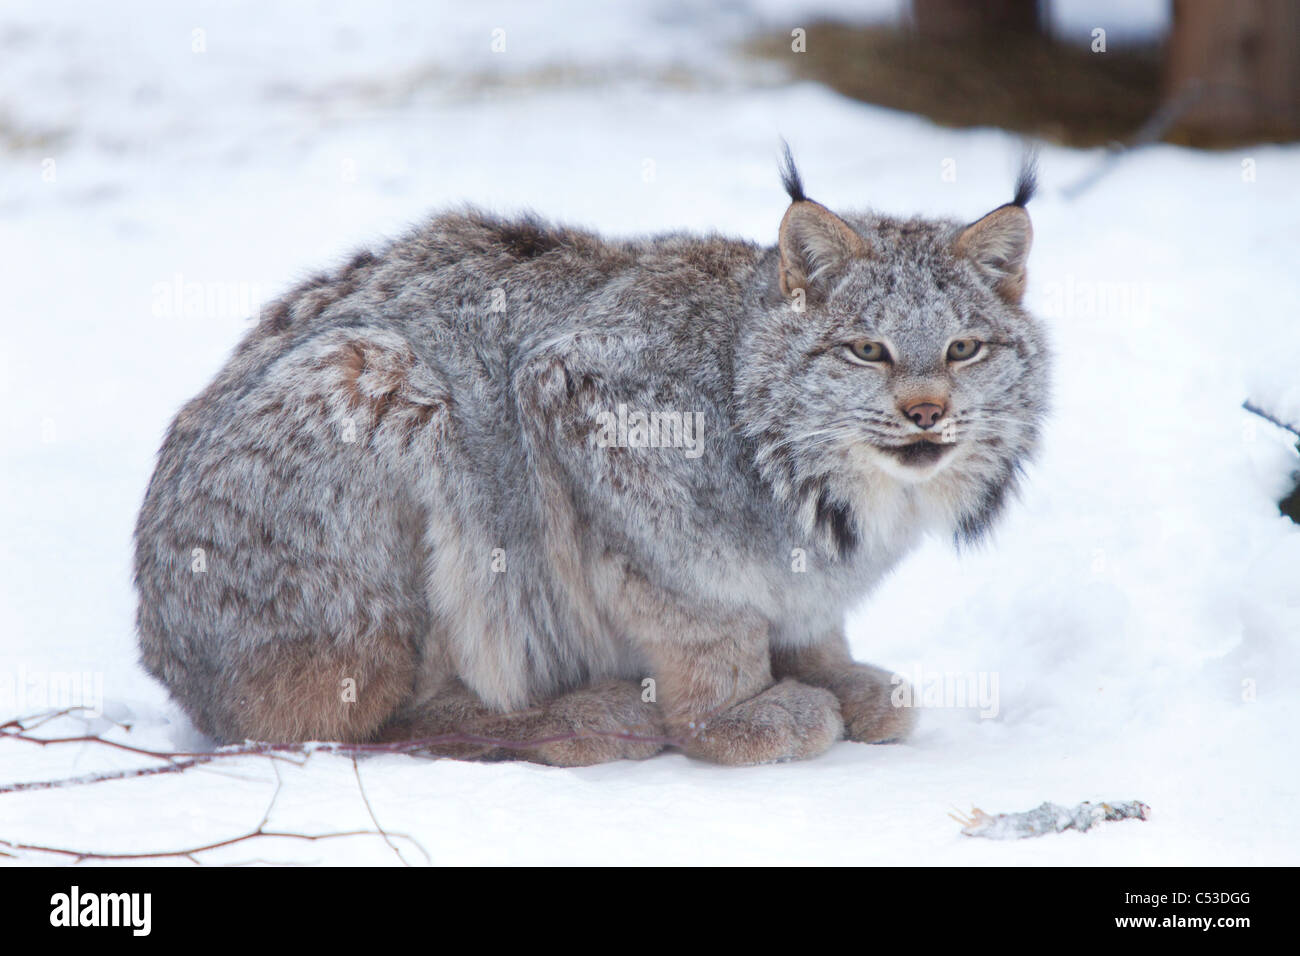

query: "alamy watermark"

left=152, top=273, right=268, bottom=320
left=594, top=403, right=705, bottom=459
left=50, top=886, right=151, bottom=936
left=891, top=665, right=1000, bottom=718
left=1038, top=274, right=1156, bottom=323
left=1, top=666, right=104, bottom=718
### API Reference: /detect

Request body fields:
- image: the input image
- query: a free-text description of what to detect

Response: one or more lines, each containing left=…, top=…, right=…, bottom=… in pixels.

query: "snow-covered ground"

left=1, top=1, right=1296, bottom=865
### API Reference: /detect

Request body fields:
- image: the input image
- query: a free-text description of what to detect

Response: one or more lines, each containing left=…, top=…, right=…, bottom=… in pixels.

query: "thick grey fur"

left=134, top=150, right=1049, bottom=762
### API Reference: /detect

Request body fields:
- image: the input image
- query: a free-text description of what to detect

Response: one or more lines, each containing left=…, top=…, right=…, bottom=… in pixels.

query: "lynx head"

left=737, top=147, right=1049, bottom=555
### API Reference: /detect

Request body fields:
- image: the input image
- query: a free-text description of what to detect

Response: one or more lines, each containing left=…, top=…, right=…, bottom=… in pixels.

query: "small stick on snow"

left=951, top=800, right=1150, bottom=839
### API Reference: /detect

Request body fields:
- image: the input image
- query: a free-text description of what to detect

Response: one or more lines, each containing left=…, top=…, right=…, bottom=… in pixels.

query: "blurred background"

left=756, top=0, right=1300, bottom=148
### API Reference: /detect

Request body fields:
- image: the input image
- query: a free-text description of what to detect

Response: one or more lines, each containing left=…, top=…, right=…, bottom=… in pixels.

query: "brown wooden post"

left=1165, top=0, right=1300, bottom=143
left=911, top=0, right=1042, bottom=40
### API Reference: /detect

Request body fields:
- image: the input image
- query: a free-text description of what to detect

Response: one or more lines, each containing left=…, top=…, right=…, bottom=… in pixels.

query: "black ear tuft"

left=779, top=140, right=807, bottom=203
left=1011, top=150, right=1039, bottom=208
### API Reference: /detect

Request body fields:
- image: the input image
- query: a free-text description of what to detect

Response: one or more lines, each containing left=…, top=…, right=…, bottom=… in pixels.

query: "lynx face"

left=800, top=231, right=1046, bottom=486
left=739, top=155, right=1049, bottom=546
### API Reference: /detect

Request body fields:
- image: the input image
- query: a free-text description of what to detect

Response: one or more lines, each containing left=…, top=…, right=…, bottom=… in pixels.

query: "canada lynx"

left=134, top=149, right=1046, bottom=765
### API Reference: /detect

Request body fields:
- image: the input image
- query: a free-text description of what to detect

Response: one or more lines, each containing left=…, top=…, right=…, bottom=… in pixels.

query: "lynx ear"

left=955, top=204, right=1033, bottom=303
left=778, top=201, right=868, bottom=302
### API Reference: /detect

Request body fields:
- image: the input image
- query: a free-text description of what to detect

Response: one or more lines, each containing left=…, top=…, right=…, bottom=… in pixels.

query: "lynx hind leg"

left=135, top=326, right=446, bottom=744
left=216, top=635, right=418, bottom=743
left=381, top=680, right=667, bottom=767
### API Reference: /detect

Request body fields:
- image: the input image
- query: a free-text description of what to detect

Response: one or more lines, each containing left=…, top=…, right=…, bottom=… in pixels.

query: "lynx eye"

left=946, top=338, right=982, bottom=362
left=846, top=340, right=891, bottom=365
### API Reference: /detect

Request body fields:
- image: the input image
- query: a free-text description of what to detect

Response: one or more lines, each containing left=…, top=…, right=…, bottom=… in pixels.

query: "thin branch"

left=0, top=674, right=739, bottom=800
left=1, top=742, right=429, bottom=865
left=1, top=665, right=745, bottom=790
left=353, top=756, right=418, bottom=866
left=0, top=756, right=213, bottom=794
left=1061, top=83, right=1205, bottom=199
left=0, top=682, right=749, bottom=864
left=257, top=761, right=284, bottom=833
left=0, top=706, right=94, bottom=734
left=1062, top=79, right=1300, bottom=200
left=0, top=826, right=427, bottom=864
left=1243, top=399, right=1300, bottom=439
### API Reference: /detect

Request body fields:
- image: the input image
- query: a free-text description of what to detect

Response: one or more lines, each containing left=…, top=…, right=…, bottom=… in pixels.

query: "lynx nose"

left=903, top=401, right=946, bottom=430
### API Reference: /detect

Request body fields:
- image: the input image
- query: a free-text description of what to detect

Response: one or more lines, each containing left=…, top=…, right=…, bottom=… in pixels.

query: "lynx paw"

left=529, top=680, right=667, bottom=768
left=831, top=664, right=917, bottom=743
left=682, top=679, right=844, bottom=766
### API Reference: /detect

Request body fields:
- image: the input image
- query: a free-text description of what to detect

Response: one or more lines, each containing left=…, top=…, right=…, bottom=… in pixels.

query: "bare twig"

left=0, top=826, right=427, bottom=864
left=1061, top=84, right=1205, bottom=199
left=1243, top=399, right=1300, bottom=440
left=0, top=642, right=765, bottom=872
left=352, top=756, right=416, bottom=866
left=0, top=681, right=743, bottom=863
left=1062, top=79, right=1300, bottom=200
left=0, top=757, right=213, bottom=794
left=2, top=679, right=738, bottom=795
left=1, top=741, right=429, bottom=865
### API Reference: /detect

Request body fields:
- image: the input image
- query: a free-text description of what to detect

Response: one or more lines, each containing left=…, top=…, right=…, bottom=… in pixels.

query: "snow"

left=1, top=1, right=1297, bottom=865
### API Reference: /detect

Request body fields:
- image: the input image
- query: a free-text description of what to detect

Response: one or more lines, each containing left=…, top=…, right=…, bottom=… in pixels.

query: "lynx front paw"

left=530, top=680, right=667, bottom=768
left=830, top=664, right=917, bottom=744
left=680, top=679, right=844, bottom=766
